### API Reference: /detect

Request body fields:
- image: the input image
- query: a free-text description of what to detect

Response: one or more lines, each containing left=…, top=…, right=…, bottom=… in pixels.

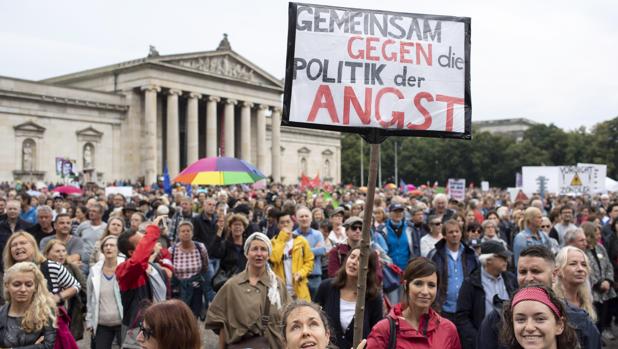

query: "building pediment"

left=76, top=126, right=103, bottom=142
left=157, top=51, right=282, bottom=89
left=322, top=149, right=334, bottom=156
left=14, top=121, right=46, bottom=138
left=298, top=147, right=311, bottom=154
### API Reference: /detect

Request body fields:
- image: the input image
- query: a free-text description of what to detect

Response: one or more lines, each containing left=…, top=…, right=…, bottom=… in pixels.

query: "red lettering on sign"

left=307, top=85, right=339, bottom=123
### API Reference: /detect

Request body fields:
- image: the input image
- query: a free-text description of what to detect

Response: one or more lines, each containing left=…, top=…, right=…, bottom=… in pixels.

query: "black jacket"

left=191, top=213, right=218, bottom=255
left=209, top=236, right=247, bottom=275
left=314, top=278, right=383, bottom=349
left=455, top=266, right=517, bottom=349
left=0, top=303, right=56, bottom=348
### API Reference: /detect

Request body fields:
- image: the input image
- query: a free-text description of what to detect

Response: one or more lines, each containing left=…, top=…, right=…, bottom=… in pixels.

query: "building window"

left=22, top=139, right=36, bottom=171
left=300, top=157, right=308, bottom=176
left=83, top=143, right=95, bottom=169
left=323, top=159, right=331, bottom=178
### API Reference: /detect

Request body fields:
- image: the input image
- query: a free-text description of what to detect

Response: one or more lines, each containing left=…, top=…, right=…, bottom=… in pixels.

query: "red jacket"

left=367, top=303, right=461, bottom=349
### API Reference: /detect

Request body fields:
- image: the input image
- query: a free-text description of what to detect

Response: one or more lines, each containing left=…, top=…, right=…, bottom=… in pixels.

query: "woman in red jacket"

left=367, top=256, right=461, bottom=349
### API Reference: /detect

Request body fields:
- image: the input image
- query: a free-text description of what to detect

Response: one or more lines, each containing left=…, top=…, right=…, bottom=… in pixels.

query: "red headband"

left=511, top=287, right=561, bottom=318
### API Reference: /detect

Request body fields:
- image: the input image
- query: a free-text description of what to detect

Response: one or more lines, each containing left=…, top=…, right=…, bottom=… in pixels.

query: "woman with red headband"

left=501, top=285, right=580, bottom=349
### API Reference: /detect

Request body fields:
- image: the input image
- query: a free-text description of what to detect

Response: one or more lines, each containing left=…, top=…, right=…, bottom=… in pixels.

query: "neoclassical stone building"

left=0, top=36, right=341, bottom=184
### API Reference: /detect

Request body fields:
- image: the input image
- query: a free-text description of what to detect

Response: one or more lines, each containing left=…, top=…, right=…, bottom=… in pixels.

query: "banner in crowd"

left=55, top=157, right=76, bottom=178
left=105, top=186, right=133, bottom=198
left=522, top=164, right=607, bottom=195
left=447, top=178, right=465, bottom=201
left=283, top=3, right=471, bottom=139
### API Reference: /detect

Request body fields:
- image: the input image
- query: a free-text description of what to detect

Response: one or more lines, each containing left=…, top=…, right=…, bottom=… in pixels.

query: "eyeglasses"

left=540, top=225, right=551, bottom=228
left=138, top=322, right=154, bottom=341
left=431, top=222, right=442, bottom=226
left=350, top=225, right=363, bottom=231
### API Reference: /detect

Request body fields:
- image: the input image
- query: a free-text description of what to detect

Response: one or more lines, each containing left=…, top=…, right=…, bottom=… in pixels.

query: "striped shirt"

left=45, top=260, right=81, bottom=294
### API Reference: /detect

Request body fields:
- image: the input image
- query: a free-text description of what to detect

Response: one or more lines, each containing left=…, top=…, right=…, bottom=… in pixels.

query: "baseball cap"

left=343, top=216, right=363, bottom=228
left=332, top=207, right=345, bottom=217
left=480, top=240, right=512, bottom=259
left=389, top=203, right=405, bottom=212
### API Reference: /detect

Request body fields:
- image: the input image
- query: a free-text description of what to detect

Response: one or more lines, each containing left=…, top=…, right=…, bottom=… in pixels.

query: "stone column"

left=206, top=96, right=220, bottom=157
left=256, top=104, right=267, bottom=172
left=166, top=89, right=182, bottom=178
left=240, top=101, right=253, bottom=161
left=224, top=99, right=237, bottom=157
left=271, top=107, right=282, bottom=183
left=141, top=84, right=160, bottom=185
left=186, top=92, right=201, bottom=165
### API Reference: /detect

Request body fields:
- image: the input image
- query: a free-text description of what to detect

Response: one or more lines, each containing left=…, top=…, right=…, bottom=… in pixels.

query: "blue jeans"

left=205, top=259, right=220, bottom=302
left=307, top=275, right=322, bottom=300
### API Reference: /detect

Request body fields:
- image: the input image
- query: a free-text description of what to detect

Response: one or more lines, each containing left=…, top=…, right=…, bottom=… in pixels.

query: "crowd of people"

left=0, top=181, right=616, bottom=348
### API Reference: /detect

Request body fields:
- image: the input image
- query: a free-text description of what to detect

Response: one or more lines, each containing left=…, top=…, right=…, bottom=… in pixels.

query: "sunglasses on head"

left=138, top=322, right=154, bottom=341
left=350, top=225, right=363, bottom=231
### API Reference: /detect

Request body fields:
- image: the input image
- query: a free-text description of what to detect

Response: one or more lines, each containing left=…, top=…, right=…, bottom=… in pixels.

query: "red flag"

left=300, top=174, right=311, bottom=189
left=310, top=173, right=321, bottom=188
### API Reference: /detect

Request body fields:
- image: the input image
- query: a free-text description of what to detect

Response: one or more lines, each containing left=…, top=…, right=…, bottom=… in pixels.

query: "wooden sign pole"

left=352, top=141, right=380, bottom=348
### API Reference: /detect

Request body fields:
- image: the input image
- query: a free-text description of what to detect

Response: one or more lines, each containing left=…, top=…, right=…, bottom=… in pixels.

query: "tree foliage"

left=340, top=117, right=618, bottom=188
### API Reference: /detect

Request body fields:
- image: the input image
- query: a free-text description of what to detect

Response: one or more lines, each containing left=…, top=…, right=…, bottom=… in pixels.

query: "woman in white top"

left=420, top=215, right=443, bottom=257
left=86, top=235, right=124, bottom=349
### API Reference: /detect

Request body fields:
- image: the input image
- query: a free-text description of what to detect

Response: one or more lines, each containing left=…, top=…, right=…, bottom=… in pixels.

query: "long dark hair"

left=331, top=247, right=379, bottom=299
left=500, top=285, right=580, bottom=349
left=402, top=257, right=440, bottom=310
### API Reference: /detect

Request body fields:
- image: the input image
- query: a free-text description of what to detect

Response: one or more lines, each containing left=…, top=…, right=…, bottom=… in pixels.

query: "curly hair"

left=3, top=231, right=46, bottom=270
left=500, top=285, right=580, bottom=349
left=3, top=262, right=56, bottom=333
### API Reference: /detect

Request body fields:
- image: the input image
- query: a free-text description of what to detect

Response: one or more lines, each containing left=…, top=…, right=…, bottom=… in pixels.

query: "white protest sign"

left=105, top=186, right=133, bottom=198
left=577, top=163, right=606, bottom=193
left=521, top=166, right=560, bottom=196
left=481, top=181, right=489, bottom=192
left=283, top=3, right=471, bottom=139
left=558, top=166, right=596, bottom=195
left=447, top=178, right=466, bottom=201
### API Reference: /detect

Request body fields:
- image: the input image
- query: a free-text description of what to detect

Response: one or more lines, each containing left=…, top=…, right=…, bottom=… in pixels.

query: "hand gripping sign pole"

left=283, top=3, right=471, bottom=347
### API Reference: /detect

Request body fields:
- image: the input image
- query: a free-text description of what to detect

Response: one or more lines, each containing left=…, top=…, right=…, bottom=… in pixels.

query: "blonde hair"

left=553, top=246, right=596, bottom=321
left=42, top=239, right=66, bottom=259
left=523, top=207, right=541, bottom=229
left=3, top=262, right=56, bottom=332
left=3, top=231, right=46, bottom=270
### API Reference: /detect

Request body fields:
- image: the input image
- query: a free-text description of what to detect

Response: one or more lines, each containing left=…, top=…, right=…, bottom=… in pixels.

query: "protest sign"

left=481, top=181, right=489, bottom=192
left=521, top=166, right=560, bottom=196
left=283, top=3, right=471, bottom=140
left=558, top=166, right=596, bottom=195
left=577, top=163, right=606, bottom=193
left=105, top=186, right=133, bottom=198
left=447, top=178, right=466, bottom=201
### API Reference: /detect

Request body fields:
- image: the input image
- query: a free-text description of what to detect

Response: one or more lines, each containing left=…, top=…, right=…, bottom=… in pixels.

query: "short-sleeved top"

left=171, top=242, right=208, bottom=280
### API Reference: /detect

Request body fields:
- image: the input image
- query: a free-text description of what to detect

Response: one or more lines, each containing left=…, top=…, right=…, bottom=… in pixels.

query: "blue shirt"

left=512, top=228, right=551, bottom=267
left=443, top=244, right=464, bottom=313
left=480, top=267, right=509, bottom=317
left=295, top=227, right=325, bottom=276
left=20, top=207, right=37, bottom=224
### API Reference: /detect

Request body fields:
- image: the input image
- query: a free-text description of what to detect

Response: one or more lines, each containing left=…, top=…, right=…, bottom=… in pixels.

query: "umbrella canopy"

left=52, top=185, right=82, bottom=195
left=174, top=156, right=265, bottom=185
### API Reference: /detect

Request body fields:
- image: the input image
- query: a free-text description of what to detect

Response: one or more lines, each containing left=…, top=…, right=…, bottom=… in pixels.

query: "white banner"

left=447, top=178, right=466, bottom=201
left=105, top=186, right=133, bottom=198
left=577, top=163, right=606, bottom=193
left=284, top=3, right=471, bottom=139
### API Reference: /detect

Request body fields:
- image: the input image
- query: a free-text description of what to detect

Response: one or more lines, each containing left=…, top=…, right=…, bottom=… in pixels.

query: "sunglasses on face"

left=541, top=225, right=551, bottom=228
left=350, top=225, right=363, bottom=231
left=431, top=222, right=442, bottom=226
left=138, top=322, right=154, bottom=341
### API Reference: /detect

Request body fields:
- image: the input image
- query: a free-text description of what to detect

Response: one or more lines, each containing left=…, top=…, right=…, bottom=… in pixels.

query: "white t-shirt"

left=340, top=298, right=356, bottom=331
left=420, top=234, right=442, bottom=257
left=284, top=239, right=294, bottom=295
left=447, top=248, right=460, bottom=261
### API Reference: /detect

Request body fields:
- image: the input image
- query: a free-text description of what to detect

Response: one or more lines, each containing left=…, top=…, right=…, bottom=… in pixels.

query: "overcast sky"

left=1, top=0, right=616, bottom=130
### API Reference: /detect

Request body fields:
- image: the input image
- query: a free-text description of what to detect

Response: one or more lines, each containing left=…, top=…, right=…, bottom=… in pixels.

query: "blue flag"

left=400, top=179, right=408, bottom=193
left=186, top=184, right=193, bottom=197
left=163, top=165, right=172, bottom=195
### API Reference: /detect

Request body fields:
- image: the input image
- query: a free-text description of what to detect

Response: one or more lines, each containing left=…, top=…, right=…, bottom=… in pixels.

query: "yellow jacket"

left=270, top=229, right=314, bottom=301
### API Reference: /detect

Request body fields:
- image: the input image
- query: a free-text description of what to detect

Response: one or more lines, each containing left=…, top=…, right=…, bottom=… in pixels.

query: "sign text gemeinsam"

left=283, top=3, right=471, bottom=139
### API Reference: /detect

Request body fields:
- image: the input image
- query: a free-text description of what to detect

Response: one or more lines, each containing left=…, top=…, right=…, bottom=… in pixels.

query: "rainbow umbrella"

left=173, top=156, right=265, bottom=185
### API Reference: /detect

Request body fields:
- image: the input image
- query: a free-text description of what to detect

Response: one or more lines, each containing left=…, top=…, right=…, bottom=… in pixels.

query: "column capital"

left=257, top=104, right=269, bottom=111
left=225, top=98, right=237, bottom=105
left=140, top=84, right=161, bottom=93
left=189, top=92, right=202, bottom=99
left=167, top=88, right=182, bottom=96
left=271, top=106, right=282, bottom=114
left=241, top=101, right=254, bottom=108
left=207, top=95, right=221, bottom=103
